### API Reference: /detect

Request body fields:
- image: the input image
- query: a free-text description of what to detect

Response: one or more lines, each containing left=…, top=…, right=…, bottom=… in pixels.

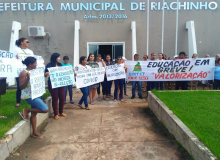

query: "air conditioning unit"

left=28, top=26, right=46, bottom=37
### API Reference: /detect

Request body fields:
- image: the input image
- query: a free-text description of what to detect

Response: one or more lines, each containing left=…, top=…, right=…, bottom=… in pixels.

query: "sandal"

left=0, top=115, right=7, bottom=119
left=59, top=113, right=67, bottom=117
left=31, top=133, right=43, bottom=139
left=15, top=104, right=20, bottom=108
left=85, top=107, right=91, bottom=110
left=19, top=111, right=29, bottom=121
left=70, top=101, right=74, bottom=104
left=54, top=115, right=60, bottom=120
left=78, top=104, right=84, bottom=109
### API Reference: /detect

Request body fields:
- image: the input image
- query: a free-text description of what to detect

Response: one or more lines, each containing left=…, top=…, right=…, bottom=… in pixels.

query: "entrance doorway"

left=87, top=42, right=125, bottom=62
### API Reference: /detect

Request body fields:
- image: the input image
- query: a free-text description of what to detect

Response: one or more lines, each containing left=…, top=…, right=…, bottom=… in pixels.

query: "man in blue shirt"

left=131, top=54, right=143, bottom=99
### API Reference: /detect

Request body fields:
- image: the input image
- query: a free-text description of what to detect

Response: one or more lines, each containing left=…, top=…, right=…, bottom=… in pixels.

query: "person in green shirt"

left=62, top=56, right=74, bottom=104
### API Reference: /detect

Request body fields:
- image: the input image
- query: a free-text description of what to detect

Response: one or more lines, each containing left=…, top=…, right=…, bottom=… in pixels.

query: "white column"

left=161, top=0, right=165, bottom=53
left=186, top=21, right=197, bottom=58
left=74, top=20, right=80, bottom=68
left=147, top=0, right=149, bottom=55
left=131, top=21, right=137, bottom=61
left=175, top=0, right=179, bottom=56
left=7, top=21, right=21, bottom=86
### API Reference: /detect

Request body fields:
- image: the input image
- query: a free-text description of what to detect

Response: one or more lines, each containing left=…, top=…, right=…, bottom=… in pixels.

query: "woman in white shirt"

left=75, top=56, right=92, bottom=110
left=14, top=38, right=34, bottom=108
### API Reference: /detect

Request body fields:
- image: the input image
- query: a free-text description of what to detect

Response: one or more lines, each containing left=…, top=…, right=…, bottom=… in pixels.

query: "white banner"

left=106, top=64, right=126, bottom=81
left=76, top=67, right=105, bottom=88
left=30, top=68, right=46, bottom=100
left=48, top=66, right=75, bottom=89
left=17, top=55, right=45, bottom=77
left=0, top=50, right=16, bottom=59
left=125, top=58, right=215, bottom=81
left=0, top=58, right=18, bottom=77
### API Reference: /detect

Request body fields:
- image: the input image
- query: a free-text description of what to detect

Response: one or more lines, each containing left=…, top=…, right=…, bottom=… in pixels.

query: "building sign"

left=0, top=2, right=217, bottom=12
left=125, top=58, right=215, bottom=81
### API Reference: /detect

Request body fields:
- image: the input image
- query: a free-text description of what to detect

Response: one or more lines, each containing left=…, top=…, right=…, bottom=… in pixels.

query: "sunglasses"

left=25, top=41, right=30, bottom=43
left=117, top=59, right=122, bottom=60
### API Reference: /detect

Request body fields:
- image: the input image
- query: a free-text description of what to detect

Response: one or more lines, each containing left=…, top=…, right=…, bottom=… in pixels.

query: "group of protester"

left=0, top=37, right=220, bottom=138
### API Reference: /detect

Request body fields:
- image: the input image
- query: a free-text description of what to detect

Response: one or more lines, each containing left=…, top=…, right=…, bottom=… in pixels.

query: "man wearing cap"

left=131, top=54, right=143, bottom=99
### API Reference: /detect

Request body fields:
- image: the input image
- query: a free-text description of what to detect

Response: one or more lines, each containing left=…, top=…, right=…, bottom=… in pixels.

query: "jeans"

left=106, top=80, right=113, bottom=96
left=16, top=77, right=21, bottom=103
left=25, top=97, right=48, bottom=111
left=123, top=79, right=127, bottom=94
left=213, top=79, right=220, bottom=89
left=48, top=82, right=65, bottom=116
left=132, top=81, right=142, bottom=96
left=147, top=81, right=157, bottom=92
left=97, top=77, right=107, bottom=95
left=65, top=85, right=73, bottom=101
left=114, top=79, right=124, bottom=100
left=156, top=81, right=163, bottom=90
left=79, top=86, right=90, bottom=107
left=175, top=81, right=188, bottom=90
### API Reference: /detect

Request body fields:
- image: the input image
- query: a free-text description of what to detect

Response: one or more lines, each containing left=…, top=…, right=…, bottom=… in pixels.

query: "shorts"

left=0, top=79, right=6, bottom=95
left=25, top=97, right=48, bottom=111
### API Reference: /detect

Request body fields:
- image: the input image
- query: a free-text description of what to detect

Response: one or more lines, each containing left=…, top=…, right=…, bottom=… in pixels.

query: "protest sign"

left=30, top=68, right=46, bottom=100
left=125, top=58, right=215, bottom=81
left=17, top=55, right=45, bottom=77
left=0, top=58, right=18, bottom=77
left=106, top=64, right=126, bottom=81
left=76, top=67, right=105, bottom=88
left=48, top=66, right=75, bottom=89
left=0, top=50, right=16, bottom=59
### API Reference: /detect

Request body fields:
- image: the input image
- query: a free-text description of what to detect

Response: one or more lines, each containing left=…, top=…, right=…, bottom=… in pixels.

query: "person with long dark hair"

left=45, top=53, right=66, bottom=120
left=75, top=56, right=91, bottom=110
left=87, top=53, right=99, bottom=105
left=96, top=54, right=108, bottom=101
left=105, top=54, right=114, bottom=98
left=19, top=57, right=49, bottom=138
left=114, top=56, right=127, bottom=102
left=14, top=38, right=34, bottom=108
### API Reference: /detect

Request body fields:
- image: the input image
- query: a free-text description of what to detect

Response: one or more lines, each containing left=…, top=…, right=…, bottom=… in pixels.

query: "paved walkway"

left=7, top=87, right=189, bottom=160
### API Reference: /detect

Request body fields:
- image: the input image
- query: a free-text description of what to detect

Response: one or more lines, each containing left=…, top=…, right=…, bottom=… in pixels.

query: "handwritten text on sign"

left=48, top=66, right=75, bottom=89
left=30, top=68, right=46, bottom=100
left=125, top=58, right=215, bottom=81
left=106, top=64, right=126, bottom=81
left=76, top=67, right=105, bottom=88
left=0, top=58, right=18, bottom=77
left=17, top=55, right=45, bottom=77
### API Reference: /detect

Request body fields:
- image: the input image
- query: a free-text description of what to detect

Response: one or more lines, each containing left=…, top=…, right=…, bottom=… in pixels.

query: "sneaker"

left=139, top=96, right=143, bottom=99
left=131, top=95, right=135, bottom=99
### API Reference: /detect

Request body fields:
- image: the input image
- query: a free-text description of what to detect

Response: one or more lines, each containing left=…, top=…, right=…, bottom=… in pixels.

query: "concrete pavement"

left=7, top=88, right=190, bottom=160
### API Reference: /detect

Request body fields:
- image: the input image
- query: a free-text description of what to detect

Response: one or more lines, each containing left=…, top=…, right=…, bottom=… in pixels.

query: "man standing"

left=175, top=52, right=188, bottom=90
left=131, top=54, right=143, bottom=99
left=156, top=53, right=164, bottom=90
left=147, top=53, right=157, bottom=95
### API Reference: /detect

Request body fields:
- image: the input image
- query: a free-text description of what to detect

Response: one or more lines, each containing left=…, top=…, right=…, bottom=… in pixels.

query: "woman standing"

left=45, top=53, right=66, bottom=120
left=87, top=53, right=99, bottom=105
left=75, top=56, right=92, bottom=110
left=96, top=54, right=108, bottom=101
left=105, top=54, right=114, bottom=98
left=190, top=54, right=198, bottom=90
left=114, top=56, right=127, bottom=102
left=19, top=57, right=48, bottom=138
left=14, top=38, right=34, bottom=108
left=213, top=58, right=220, bottom=90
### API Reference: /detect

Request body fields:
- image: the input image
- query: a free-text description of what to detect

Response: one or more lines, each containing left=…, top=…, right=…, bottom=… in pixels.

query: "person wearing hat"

left=62, top=56, right=74, bottom=104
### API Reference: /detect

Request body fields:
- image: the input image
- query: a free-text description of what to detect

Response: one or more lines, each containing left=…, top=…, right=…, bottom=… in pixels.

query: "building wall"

left=0, top=0, right=219, bottom=64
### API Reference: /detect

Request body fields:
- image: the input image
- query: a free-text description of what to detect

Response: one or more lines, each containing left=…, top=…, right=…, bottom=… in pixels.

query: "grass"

left=152, top=90, right=220, bottom=159
left=0, top=90, right=50, bottom=139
